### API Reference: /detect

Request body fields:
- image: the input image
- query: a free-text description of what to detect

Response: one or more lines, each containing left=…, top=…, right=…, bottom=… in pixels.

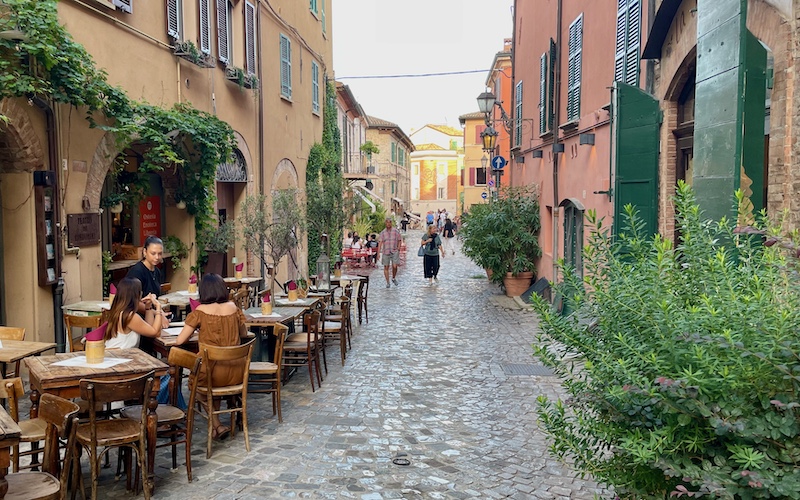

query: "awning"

left=354, top=184, right=384, bottom=204
left=391, top=197, right=403, bottom=205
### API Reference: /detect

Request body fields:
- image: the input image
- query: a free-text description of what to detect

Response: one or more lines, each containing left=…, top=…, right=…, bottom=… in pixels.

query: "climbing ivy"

left=0, top=0, right=236, bottom=267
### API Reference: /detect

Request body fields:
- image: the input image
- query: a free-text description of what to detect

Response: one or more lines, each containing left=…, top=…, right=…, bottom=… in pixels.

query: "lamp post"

left=316, top=233, right=331, bottom=291
left=480, top=125, right=500, bottom=200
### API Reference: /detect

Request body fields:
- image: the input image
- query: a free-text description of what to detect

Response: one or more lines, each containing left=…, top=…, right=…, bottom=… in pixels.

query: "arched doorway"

left=560, top=198, right=584, bottom=276
left=215, top=148, right=249, bottom=277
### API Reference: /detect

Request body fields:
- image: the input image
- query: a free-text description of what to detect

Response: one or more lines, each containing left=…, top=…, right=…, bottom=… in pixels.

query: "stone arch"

left=232, top=131, right=253, bottom=182
left=84, top=132, right=125, bottom=211
left=0, top=99, right=45, bottom=172
left=271, top=158, right=299, bottom=190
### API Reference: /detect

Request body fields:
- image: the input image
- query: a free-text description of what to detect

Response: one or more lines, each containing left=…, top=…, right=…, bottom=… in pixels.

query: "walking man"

left=377, top=217, right=402, bottom=288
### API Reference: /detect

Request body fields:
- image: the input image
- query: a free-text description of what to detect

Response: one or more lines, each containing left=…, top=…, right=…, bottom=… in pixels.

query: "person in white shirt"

left=104, top=277, right=168, bottom=349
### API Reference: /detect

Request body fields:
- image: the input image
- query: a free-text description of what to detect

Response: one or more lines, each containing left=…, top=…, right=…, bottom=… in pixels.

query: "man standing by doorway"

left=377, top=217, right=402, bottom=288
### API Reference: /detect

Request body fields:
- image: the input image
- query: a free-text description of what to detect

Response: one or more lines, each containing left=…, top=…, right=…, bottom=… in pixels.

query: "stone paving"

left=88, top=229, right=606, bottom=499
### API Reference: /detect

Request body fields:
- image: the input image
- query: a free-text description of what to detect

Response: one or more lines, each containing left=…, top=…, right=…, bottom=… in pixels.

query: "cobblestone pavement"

left=89, top=229, right=606, bottom=499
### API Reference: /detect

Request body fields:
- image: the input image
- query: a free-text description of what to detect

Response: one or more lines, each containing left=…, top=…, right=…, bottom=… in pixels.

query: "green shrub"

left=532, top=182, right=800, bottom=499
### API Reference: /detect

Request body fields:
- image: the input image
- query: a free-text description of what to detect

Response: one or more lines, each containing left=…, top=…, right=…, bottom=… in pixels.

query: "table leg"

left=29, top=389, right=40, bottom=420
left=146, top=383, right=159, bottom=495
left=0, top=448, right=9, bottom=499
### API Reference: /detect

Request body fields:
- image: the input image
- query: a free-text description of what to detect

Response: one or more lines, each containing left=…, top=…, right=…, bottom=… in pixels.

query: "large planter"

left=503, top=271, right=533, bottom=297
left=485, top=268, right=493, bottom=279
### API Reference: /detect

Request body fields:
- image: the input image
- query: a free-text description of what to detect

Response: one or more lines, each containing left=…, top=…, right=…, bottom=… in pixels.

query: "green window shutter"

left=515, top=81, right=523, bottom=146
left=280, top=34, right=292, bottom=98
left=312, top=61, right=320, bottom=113
left=612, top=81, right=660, bottom=239
left=321, top=0, right=326, bottom=34
left=614, top=0, right=627, bottom=82
left=310, top=0, right=317, bottom=14
left=548, top=39, right=556, bottom=130
left=625, top=0, right=641, bottom=86
left=539, top=53, right=547, bottom=135
left=391, top=142, right=397, bottom=163
left=567, top=14, right=583, bottom=121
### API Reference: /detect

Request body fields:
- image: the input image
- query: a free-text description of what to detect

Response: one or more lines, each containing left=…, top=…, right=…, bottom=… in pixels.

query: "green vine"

left=163, top=235, right=189, bottom=270
left=1, top=0, right=236, bottom=269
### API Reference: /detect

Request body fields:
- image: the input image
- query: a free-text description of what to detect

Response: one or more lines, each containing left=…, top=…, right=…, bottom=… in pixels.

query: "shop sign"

left=139, top=196, right=162, bottom=242
left=67, top=213, right=101, bottom=247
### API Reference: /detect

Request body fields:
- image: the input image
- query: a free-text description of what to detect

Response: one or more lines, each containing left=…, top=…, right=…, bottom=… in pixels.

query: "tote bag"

left=417, top=245, right=425, bottom=257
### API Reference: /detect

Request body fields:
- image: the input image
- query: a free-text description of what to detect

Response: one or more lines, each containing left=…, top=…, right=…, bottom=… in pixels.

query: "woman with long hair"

left=104, top=277, right=167, bottom=348
left=176, top=273, right=248, bottom=440
left=421, top=223, right=445, bottom=285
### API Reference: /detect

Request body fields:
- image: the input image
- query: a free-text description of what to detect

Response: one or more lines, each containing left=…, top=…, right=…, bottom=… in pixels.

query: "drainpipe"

left=256, top=5, right=268, bottom=280
left=33, top=97, right=65, bottom=352
left=551, top=0, right=563, bottom=283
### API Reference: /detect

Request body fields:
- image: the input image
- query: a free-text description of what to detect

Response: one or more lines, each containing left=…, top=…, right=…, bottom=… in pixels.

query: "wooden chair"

left=326, top=284, right=353, bottom=350
left=160, top=282, right=172, bottom=294
left=231, top=287, right=249, bottom=310
left=322, top=298, right=351, bottom=366
left=63, top=314, right=103, bottom=353
left=0, top=327, right=25, bottom=377
left=282, top=312, right=323, bottom=392
left=76, top=371, right=154, bottom=500
left=120, top=348, right=200, bottom=482
left=248, top=324, right=288, bottom=423
left=356, top=275, right=370, bottom=324
left=1, top=378, right=45, bottom=473
left=4, top=393, right=80, bottom=500
left=196, top=339, right=254, bottom=459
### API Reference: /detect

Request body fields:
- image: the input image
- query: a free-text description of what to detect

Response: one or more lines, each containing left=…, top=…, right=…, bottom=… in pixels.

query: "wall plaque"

left=67, top=213, right=101, bottom=247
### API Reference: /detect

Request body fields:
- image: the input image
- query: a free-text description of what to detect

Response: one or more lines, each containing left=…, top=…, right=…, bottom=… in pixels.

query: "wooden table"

left=62, top=300, right=110, bottom=316
left=158, top=290, right=198, bottom=309
left=0, top=340, right=56, bottom=380
left=224, top=277, right=262, bottom=285
left=0, top=406, right=20, bottom=498
left=272, top=296, right=321, bottom=308
left=152, top=332, right=199, bottom=358
left=331, top=274, right=365, bottom=284
left=24, top=348, right=168, bottom=493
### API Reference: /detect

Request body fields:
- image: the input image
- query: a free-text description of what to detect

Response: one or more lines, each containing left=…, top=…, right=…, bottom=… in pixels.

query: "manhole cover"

left=501, top=364, right=555, bottom=376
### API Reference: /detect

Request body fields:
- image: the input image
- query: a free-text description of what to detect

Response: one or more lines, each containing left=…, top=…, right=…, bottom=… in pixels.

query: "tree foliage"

left=532, top=182, right=800, bottom=499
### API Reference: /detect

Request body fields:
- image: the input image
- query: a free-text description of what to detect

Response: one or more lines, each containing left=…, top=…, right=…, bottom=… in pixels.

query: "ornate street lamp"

left=476, top=91, right=497, bottom=116
left=480, top=126, right=498, bottom=153
left=315, top=234, right=331, bottom=291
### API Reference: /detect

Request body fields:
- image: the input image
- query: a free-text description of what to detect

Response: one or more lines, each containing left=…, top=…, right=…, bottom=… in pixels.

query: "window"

left=311, top=61, right=320, bottom=114
left=614, top=0, right=641, bottom=86
left=391, top=142, right=397, bottom=163
left=245, top=2, right=256, bottom=74
left=113, top=0, right=132, bottom=13
left=476, top=167, right=487, bottom=185
left=310, top=0, right=318, bottom=14
left=412, top=164, right=420, bottom=176
left=216, top=0, right=231, bottom=64
left=515, top=81, right=523, bottom=146
left=438, top=187, right=445, bottom=199
left=321, top=0, right=326, bottom=34
left=167, top=0, right=181, bottom=39
left=280, top=34, right=292, bottom=99
left=199, top=0, right=211, bottom=54
left=567, top=14, right=583, bottom=121
left=539, top=53, right=547, bottom=134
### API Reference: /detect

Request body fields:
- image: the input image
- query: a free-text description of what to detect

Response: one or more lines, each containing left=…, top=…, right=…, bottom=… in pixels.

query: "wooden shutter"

left=475, top=124, right=486, bottom=144
left=548, top=38, right=556, bottom=130
left=514, top=81, right=523, bottom=146
left=312, top=61, right=320, bottom=113
left=625, top=0, right=641, bottom=86
left=612, top=81, right=660, bottom=239
left=199, top=0, right=211, bottom=54
left=216, top=0, right=229, bottom=64
left=245, top=1, right=256, bottom=75
left=280, top=34, right=292, bottom=98
left=539, top=53, right=547, bottom=135
left=321, top=0, right=326, bottom=34
left=567, top=14, right=583, bottom=121
left=391, top=143, right=397, bottom=163
left=113, top=0, right=132, bottom=13
left=614, top=0, right=627, bottom=82
left=167, top=0, right=180, bottom=39
left=469, top=168, right=475, bottom=186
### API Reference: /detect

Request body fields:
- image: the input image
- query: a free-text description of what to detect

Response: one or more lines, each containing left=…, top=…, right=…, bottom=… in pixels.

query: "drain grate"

left=501, top=364, right=555, bottom=376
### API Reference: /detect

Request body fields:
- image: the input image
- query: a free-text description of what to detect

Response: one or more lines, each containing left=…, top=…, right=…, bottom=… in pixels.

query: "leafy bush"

left=532, top=182, right=800, bottom=499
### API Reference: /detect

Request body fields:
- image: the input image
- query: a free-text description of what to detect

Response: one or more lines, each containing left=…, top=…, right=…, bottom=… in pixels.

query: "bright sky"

left=332, top=0, right=515, bottom=136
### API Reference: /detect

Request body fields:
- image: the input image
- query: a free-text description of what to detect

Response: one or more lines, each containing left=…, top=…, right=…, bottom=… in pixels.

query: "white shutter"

left=245, top=1, right=256, bottom=75
left=216, top=0, right=229, bottom=64
left=515, top=81, right=523, bottom=146
left=113, top=0, right=132, bottom=13
left=167, top=0, right=181, bottom=39
left=199, top=0, right=211, bottom=55
left=614, top=0, right=627, bottom=82
left=312, top=61, right=320, bottom=113
left=567, top=14, right=583, bottom=121
left=90, top=0, right=115, bottom=9
left=280, top=34, right=292, bottom=98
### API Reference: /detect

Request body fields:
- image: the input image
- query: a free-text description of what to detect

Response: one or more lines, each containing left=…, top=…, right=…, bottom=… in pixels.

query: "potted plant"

left=199, top=218, right=236, bottom=276
left=296, top=277, right=309, bottom=298
left=163, top=235, right=189, bottom=271
left=460, top=186, right=542, bottom=297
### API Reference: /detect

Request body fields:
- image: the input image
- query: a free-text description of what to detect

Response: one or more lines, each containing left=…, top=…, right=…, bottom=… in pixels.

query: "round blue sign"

left=481, top=192, right=488, bottom=199
left=491, top=155, right=507, bottom=170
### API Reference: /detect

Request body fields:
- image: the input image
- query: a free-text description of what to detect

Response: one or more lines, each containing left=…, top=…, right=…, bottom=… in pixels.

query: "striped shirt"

left=378, top=227, right=402, bottom=255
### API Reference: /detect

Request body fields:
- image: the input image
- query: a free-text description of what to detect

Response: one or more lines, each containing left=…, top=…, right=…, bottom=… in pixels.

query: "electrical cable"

left=337, top=69, right=491, bottom=80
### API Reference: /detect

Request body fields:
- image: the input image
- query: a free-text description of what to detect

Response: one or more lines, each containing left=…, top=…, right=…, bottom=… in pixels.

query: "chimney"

left=504, top=38, right=512, bottom=52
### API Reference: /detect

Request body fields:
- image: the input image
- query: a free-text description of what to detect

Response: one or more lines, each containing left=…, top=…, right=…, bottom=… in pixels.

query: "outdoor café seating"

left=248, top=324, right=288, bottom=423
left=0, top=327, right=26, bottom=378
left=1, top=377, right=45, bottom=473
left=63, top=314, right=102, bottom=353
left=282, top=312, right=323, bottom=392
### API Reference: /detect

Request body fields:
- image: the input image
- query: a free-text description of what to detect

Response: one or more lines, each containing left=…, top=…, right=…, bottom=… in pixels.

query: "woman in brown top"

left=176, top=273, right=248, bottom=439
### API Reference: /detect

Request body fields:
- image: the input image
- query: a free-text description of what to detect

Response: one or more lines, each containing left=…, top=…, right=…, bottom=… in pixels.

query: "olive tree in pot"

left=198, top=218, right=236, bottom=276
left=239, top=188, right=305, bottom=300
left=460, top=186, right=541, bottom=296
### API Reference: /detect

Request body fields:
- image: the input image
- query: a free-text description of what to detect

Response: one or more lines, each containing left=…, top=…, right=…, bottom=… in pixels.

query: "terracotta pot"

left=503, top=272, right=533, bottom=297
left=485, top=268, right=493, bottom=279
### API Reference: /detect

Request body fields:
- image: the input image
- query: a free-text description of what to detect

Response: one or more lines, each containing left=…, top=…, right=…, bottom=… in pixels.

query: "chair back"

left=160, top=282, right=172, bottom=294
left=339, top=298, right=351, bottom=332
left=199, top=339, right=255, bottom=390
left=0, top=377, right=24, bottom=421
left=271, top=324, right=288, bottom=366
left=303, top=311, right=321, bottom=345
left=357, top=275, right=369, bottom=301
left=167, top=347, right=201, bottom=409
left=80, top=371, right=155, bottom=424
left=38, top=393, right=80, bottom=480
left=232, top=287, right=249, bottom=310
left=0, top=326, right=24, bottom=341
left=64, top=314, right=102, bottom=352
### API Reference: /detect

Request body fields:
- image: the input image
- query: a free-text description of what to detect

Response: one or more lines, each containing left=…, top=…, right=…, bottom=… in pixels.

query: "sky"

left=332, top=0, right=515, bottom=136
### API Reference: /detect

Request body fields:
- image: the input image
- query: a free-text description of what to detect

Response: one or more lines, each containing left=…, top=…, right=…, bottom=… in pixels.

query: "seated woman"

left=176, top=273, right=249, bottom=440
left=104, top=277, right=168, bottom=349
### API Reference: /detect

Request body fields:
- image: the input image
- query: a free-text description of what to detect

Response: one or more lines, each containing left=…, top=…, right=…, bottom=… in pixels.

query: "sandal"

left=213, top=425, right=231, bottom=441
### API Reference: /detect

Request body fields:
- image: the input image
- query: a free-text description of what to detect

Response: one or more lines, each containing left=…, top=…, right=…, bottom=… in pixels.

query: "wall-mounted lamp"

left=552, top=143, right=565, bottom=154
left=532, top=150, right=544, bottom=158
left=176, top=200, right=187, bottom=210
left=579, top=133, right=595, bottom=146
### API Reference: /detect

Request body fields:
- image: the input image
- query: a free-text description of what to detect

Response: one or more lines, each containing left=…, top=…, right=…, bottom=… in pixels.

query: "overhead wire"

left=336, top=69, right=491, bottom=80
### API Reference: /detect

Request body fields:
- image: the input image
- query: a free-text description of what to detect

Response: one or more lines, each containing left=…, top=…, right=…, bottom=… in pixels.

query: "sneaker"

left=434, top=276, right=439, bottom=282
left=392, top=279, right=398, bottom=286
left=386, top=282, right=391, bottom=288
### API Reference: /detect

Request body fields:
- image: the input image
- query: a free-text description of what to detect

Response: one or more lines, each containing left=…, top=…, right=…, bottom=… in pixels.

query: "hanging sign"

left=139, top=196, right=162, bottom=243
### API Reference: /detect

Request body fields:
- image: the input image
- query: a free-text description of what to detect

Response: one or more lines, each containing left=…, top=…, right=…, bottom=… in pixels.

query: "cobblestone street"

left=97, top=230, right=604, bottom=499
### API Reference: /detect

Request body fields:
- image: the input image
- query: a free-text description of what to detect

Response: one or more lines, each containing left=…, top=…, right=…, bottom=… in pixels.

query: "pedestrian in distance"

left=426, top=211, right=434, bottom=226
left=377, top=217, right=403, bottom=288
left=442, top=217, right=456, bottom=256
left=400, top=214, right=409, bottom=232
left=421, top=224, right=445, bottom=285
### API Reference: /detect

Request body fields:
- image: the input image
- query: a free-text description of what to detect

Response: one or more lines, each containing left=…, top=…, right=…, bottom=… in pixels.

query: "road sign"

left=487, top=179, right=495, bottom=187
left=491, top=155, right=507, bottom=170
left=481, top=192, right=488, bottom=200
